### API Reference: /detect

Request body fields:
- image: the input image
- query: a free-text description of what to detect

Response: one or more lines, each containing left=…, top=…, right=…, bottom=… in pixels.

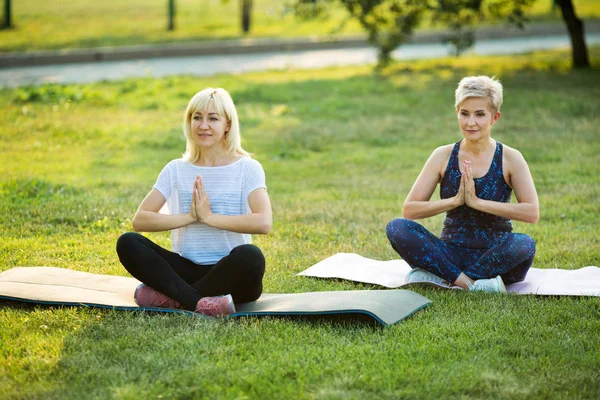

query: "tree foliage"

left=295, top=0, right=597, bottom=67
left=433, top=0, right=534, bottom=56
left=295, top=0, right=429, bottom=65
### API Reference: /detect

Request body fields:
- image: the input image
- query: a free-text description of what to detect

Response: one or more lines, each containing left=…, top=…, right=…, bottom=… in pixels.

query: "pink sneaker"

left=195, top=294, right=236, bottom=317
left=134, top=284, right=181, bottom=309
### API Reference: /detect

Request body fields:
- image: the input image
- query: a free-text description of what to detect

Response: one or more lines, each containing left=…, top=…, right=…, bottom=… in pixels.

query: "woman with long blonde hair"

left=117, top=88, right=272, bottom=316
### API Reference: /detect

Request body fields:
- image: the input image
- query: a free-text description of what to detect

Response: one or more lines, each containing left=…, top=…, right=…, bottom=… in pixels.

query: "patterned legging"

left=386, top=218, right=535, bottom=284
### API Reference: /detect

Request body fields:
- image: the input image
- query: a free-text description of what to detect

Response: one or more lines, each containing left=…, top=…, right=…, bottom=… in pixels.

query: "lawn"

left=1, top=0, right=599, bottom=52
left=1, top=49, right=600, bottom=399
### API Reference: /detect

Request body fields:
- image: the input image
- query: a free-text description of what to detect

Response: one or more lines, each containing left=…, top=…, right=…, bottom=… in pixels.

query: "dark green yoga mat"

left=0, top=267, right=431, bottom=327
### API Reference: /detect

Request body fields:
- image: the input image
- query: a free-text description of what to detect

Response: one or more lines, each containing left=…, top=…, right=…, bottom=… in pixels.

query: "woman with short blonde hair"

left=386, top=76, right=539, bottom=292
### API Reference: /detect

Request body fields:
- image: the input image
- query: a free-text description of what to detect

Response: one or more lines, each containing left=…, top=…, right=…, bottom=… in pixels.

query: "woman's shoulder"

left=500, top=143, right=525, bottom=161
left=164, top=158, right=186, bottom=167
left=499, top=143, right=530, bottom=173
left=429, top=143, right=455, bottom=162
left=238, top=156, right=263, bottom=169
left=435, top=143, right=456, bottom=154
left=157, top=158, right=183, bottom=173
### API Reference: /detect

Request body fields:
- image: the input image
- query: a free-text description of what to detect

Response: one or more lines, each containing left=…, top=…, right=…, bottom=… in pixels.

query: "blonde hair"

left=455, top=76, right=503, bottom=114
left=182, top=87, right=250, bottom=162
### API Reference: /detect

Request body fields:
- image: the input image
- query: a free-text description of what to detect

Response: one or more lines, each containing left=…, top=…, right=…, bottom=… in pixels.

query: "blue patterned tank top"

left=440, top=141, right=513, bottom=248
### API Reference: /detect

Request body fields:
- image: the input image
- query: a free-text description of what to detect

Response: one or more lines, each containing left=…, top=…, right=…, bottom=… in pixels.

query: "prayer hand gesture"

left=191, top=175, right=212, bottom=223
left=454, top=162, right=466, bottom=208
left=462, top=160, right=479, bottom=208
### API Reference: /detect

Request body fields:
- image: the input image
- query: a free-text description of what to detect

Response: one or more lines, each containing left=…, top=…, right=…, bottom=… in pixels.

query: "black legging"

left=116, top=232, right=265, bottom=310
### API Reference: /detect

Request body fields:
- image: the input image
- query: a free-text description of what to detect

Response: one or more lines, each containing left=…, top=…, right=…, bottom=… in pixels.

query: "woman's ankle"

left=453, top=273, right=474, bottom=290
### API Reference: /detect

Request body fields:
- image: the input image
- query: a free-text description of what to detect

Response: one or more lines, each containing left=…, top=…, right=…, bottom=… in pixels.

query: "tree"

left=2, top=0, right=12, bottom=29
left=433, top=0, right=535, bottom=56
left=294, top=0, right=590, bottom=69
left=168, top=0, right=175, bottom=31
left=556, top=0, right=590, bottom=68
left=221, top=0, right=254, bottom=34
left=241, top=0, right=253, bottom=34
left=295, top=0, right=427, bottom=66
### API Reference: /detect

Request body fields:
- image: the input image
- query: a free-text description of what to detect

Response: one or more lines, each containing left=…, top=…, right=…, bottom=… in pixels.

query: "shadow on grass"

left=0, top=296, right=390, bottom=398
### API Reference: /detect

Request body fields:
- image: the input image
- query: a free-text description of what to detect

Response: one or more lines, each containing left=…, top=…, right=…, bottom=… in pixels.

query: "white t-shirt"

left=153, top=157, right=266, bottom=265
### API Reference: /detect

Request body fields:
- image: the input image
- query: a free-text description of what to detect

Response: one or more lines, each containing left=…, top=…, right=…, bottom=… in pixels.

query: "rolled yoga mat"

left=0, top=267, right=431, bottom=327
left=297, top=253, right=600, bottom=296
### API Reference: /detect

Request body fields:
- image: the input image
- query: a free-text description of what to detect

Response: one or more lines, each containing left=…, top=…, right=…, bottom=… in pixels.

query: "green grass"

left=0, top=0, right=363, bottom=52
left=1, top=49, right=600, bottom=398
left=1, top=0, right=599, bottom=52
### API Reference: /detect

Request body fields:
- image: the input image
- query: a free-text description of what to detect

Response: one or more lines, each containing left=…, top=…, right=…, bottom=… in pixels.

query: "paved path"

left=1, top=32, right=599, bottom=88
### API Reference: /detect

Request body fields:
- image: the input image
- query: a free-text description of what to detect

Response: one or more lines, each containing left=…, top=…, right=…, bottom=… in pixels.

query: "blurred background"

left=1, top=0, right=598, bottom=52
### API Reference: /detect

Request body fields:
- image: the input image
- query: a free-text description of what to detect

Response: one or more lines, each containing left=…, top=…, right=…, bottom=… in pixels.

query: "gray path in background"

left=1, top=33, right=599, bottom=88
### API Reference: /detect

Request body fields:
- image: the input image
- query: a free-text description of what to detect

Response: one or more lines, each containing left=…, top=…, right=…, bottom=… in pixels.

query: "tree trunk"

left=3, top=0, right=12, bottom=29
left=241, top=0, right=252, bottom=34
left=167, top=0, right=175, bottom=31
left=557, top=0, right=590, bottom=68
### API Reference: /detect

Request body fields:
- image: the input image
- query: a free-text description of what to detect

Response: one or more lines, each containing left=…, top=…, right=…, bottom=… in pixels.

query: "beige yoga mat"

left=298, top=253, right=600, bottom=296
left=0, top=267, right=432, bottom=327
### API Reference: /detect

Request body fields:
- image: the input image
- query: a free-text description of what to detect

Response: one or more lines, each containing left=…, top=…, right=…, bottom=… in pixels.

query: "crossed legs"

left=116, top=232, right=265, bottom=310
left=386, top=218, right=535, bottom=287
